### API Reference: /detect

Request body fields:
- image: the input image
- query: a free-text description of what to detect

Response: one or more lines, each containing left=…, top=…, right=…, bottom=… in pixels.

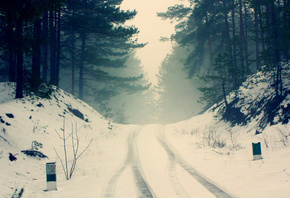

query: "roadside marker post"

left=252, top=142, right=262, bottom=160
left=46, top=162, right=57, bottom=191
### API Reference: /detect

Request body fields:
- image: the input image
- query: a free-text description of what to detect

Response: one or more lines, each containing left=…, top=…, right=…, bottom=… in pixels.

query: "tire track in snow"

left=156, top=125, right=190, bottom=198
left=166, top=148, right=191, bottom=198
left=157, top=126, right=232, bottom=198
left=131, top=128, right=155, bottom=198
left=102, top=131, right=134, bottom=197
left=102, top=126, right=155, bottom=198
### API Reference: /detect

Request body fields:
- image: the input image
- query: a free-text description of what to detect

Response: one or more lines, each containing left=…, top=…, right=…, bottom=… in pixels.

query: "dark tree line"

left=0, top=0, right=64, bottom=98
left=158, top=0, right=290, bottom=109
left=0, top=0, right=147, bottom=101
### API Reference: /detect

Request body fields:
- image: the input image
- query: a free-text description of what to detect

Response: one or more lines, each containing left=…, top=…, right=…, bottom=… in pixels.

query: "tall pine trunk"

left=244, top=1, right=250, bottom=73
left=283, top=0, right=289, bottom=60
left=258, top=1, right=266, bottom=54
left=49, top=10, right=55, bottom=85
left=265, top=3, right=271, bottom=51
left=55, top=9, right=61, bottom=87
left=71, top=14, right=76, bottom=95
left=221, top=1, right=233, bottom=62
left=32, top=18, right=42, bottom=90
left=222, top=0, right=234, bottom=93
left=79, top=0, right=88, bottom=99
left=254, top=6, right=260, bottom=70
left=239, top=0, right=245, bottom=79
left=49, top=10, right=58, bottom=86
left=223, top=2, right=232, bottom=56
left=231, top=1, right=238, bottom=88
left=15, top=19, right=24, bottom=99
left=79, top=32, right=86, bottom=99
left=42, top=11, right=49, bottom=82
left=8, top=21, right=16, bottom=82
left=205, top=14, right=214, bottom=75
left=269, top=1, right=282, bottom=96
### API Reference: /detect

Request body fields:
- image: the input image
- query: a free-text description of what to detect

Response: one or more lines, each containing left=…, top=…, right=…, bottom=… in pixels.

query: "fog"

left=120, top=0, right=181, bottom=85
left=102, top=46, right=204, bottom=124
left=57, top=0, right=203, bottom=125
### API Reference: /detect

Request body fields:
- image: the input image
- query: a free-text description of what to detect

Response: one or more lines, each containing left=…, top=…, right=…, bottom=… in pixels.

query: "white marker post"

left=46, top=162, right=57, bottom=191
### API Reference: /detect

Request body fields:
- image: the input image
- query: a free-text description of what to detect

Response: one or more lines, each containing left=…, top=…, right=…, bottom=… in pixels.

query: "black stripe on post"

left=47, top=174, right=56, bottom=182
left=252, top=142, right=262, bottom=155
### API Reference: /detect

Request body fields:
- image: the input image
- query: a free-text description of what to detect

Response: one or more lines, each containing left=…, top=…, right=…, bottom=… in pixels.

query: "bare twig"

left=55, top=117, right=93, bottom=180
left=76, top=139, right=93, bottom=161
left=54, top=147, right=67, bottom=179
left=62, top=118, right=69, bottom=179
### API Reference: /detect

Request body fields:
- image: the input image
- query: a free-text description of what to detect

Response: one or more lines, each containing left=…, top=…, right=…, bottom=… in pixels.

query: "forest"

left=0, top=0, right=289, bottom=123
left=158, top=0, right=290, bottom=110
left=0, top=0, right=149, bottom=120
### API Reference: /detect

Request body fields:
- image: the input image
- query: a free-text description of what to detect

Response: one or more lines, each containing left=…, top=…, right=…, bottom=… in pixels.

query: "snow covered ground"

left=0, top=64, right=289, bottom=198
left=167, top=116, right=290, bottom=198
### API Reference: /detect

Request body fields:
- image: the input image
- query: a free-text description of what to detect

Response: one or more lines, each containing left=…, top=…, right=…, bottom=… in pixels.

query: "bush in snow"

left=54, top=118, right=92, bottom=180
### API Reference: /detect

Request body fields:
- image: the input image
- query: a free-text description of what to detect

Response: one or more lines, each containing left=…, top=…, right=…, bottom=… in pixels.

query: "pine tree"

left=61, top=0, right=147, bottom=101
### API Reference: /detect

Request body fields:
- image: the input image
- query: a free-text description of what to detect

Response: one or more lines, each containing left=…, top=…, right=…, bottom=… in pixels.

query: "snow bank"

left=167, top=63, right=290, bottom=197
left=0, top=83, right=114, bottom=197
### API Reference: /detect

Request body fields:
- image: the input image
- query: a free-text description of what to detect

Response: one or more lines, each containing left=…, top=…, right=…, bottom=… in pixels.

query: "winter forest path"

left=102, top=125, right=233, bottom=198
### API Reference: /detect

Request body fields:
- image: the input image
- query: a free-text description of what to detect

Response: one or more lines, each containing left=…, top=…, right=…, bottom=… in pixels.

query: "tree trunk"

left=71, top=47, right=75, bottom=95
left=79, top=32, right=86, bottom=99
left=258, top=1, right=266, bottom=54
left=15, top=19, right=24, bottom=99
left=243, top=1, right=250, bottom=74
left=71, top=13, right=76, bottom=95
left=79, top=0, right=88, bottom=99
left=231, top=1, right=238, bottom=88
left=8, top=26, right=16, bottom=82
left=49, top=10, right=57, bottom=85
left=254, top=7, right=260, bottom=70
left=42, top=11, right=49, bottom=82
left=265, top=3, right=271, bottom=51
left=283, top=0, right=289, bottom=60
left=205, top=14, right=213, bottom=74
left=55, top=9, right=61, bottom=87
left=222, top=0, right=234, bottom=92
left=269, top=1, right=282, bottom=95
left=223, top=1, right=232, bottom=56
left=32, top=18, right=42, bottom=90
left=239, top=0, right=245, bottom=78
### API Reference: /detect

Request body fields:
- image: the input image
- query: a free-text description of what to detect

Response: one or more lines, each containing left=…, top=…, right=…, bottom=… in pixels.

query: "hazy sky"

left=121, top=0, right=181, bottom=85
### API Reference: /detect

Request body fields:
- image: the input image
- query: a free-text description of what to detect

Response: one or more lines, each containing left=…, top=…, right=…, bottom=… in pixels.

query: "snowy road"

left=102, top=125, right=232, bottom=198
left=103, top=126, right=154, bottom=198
